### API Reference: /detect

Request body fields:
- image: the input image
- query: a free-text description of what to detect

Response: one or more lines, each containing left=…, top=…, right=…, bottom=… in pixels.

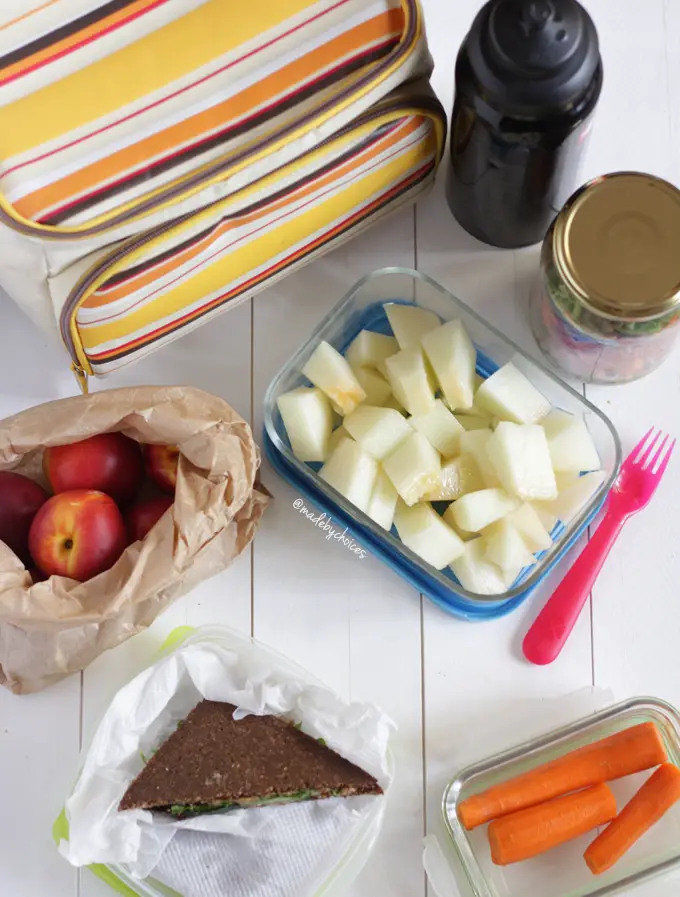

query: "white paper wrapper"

left=59, top=627, right=394, bottom=897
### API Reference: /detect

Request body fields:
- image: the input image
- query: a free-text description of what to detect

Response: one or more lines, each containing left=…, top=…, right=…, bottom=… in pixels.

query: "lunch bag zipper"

left=62, top=94, right=445, bottom=391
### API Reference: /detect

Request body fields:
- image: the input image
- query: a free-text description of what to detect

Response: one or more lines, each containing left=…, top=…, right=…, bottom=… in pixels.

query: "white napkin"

left=59, top=628, right=394, bottom=897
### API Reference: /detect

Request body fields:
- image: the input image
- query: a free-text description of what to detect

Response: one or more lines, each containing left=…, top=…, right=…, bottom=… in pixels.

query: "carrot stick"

left=459, top=722, right=666, bottom=830
left=584, top=763, right=680, bottom=875
left=488, top=783, right=617, bottom=866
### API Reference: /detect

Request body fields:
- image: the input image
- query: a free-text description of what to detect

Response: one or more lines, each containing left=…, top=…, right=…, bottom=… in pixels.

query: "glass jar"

left=530, top=172, right=680, bottom=383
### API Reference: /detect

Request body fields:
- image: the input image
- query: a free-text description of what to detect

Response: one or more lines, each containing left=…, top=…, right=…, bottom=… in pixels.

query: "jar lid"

left=554, top=172, right=680, bottom=320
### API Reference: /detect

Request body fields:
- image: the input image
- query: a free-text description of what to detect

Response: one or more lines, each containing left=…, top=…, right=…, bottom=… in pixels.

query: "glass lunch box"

left=430, top=696, right=680, bottom=897
left=263, top=268, right=622, bottom=621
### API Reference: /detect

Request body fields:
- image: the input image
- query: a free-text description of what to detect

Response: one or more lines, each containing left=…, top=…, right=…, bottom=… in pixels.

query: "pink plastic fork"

left=523, top=428, right=676, bottom=666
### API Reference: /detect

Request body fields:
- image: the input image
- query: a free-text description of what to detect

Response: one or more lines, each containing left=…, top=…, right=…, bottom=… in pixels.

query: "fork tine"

left=636, top=429, right=663, bottom=468
left=654, top=438, right=676, bottom=479
left=645, top=433, right=670, bottom=471
left=630, top=426, right=655, bottom=464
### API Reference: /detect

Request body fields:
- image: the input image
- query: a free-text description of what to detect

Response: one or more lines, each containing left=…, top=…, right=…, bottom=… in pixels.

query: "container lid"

left=554, top=172, right=680, bottom=320
left=465, top=0, right=601, bottom=116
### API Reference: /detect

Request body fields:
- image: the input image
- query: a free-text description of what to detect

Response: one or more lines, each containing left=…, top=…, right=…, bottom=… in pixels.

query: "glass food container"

left=530, top=172, right=680, bottom=383
left=436, top=696, right=680, bottom=897
left=263, top=268, right=621, bottom=621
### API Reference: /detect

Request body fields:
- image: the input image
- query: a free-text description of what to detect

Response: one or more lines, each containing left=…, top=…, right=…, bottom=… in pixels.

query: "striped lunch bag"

left=0, top=0, right=445, bottom=391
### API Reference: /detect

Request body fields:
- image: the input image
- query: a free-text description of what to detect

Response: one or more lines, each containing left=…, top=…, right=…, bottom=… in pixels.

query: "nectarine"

left=44, top=433, right=144, bottom=507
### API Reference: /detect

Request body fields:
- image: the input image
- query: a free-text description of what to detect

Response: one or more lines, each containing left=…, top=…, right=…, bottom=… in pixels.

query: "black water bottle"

left=446, top=0, right=602, bottom=248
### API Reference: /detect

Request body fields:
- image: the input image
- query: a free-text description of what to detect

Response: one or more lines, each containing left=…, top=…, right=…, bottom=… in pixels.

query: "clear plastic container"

left=263, top=267, right=622, bottom=621
left=438, top=696, right=680, bottom=897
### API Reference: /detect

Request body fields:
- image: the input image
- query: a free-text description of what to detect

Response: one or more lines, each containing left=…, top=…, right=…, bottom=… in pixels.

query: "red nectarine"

left=44, top=433, right=144, bottom=507
left=126, top=495, right=173, bottom=543
left=28, top=490, right=127, bottom=582
left=143, top=444, right=179, bottom=494
left=0, top=471, right=49, bottom=565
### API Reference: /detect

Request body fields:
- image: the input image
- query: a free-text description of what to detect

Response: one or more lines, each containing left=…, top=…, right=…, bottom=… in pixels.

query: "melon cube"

left=277, top=387, right=334, bottom=462
left=409, top=399, right=464, bottom=458
left=345, top=330, right=398, bottom=370
left=555, top=470, right=582, bottom=490
left=343, top=405, right=412, bottom=460
left=535, top=470, right=606, bottom=524
left=487, top=422, right=558, bottom=500
left=449, top=488, right=519, bottom=533
left=319, top=439, right=378, bottom=512
left=381, top=394, right=407, bottom=414
left=422, top=319, right=477, bottom=411
left=424, top=454, right=485, bottom=501
left=442, top=504, right=480, bottom=542
left=383, top=346, right=436, bottom=417
left=531, top=502, right=559, bottom=534
left=385, top=303, right=441, bottom=348
left=460, top=429, right=501, bottom=487
left=541, top=409, right=601, bottom=473
left=382, top=432, right=441, bottom=506
left=366, top=470, right=399, bottom=531
left=328, top=425, right=352, bottom=455
left=454, top=413, right=493, bottom=432
left=482, top=518, right=536, bottom=572
left=352, top=366, right=392, bottom=406
left=302, top=340, right=365, bottom=416
left=394, top=502, right=465, bottom=569
left=505, top=503, right=552, bottom=552
left=449, top=539, right=507, bottom=595
left=475, top=362, right=551, bottom=424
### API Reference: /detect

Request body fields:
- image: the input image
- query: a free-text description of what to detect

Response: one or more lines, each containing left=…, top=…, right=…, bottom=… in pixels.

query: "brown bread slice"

left=119, top=700, right=382, bottom=818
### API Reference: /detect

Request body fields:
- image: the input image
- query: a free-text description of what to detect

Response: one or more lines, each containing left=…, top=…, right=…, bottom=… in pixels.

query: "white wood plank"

left=252, top=206, right=427, bottom=897
left=417, top=0, right=595, bottom=872
left=0, top=291, right=81, bottom=897
left=577, top=0, right=680, bottom=708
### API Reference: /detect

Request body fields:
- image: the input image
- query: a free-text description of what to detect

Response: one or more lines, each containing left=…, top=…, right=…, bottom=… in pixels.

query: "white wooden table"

left=1, top=2, right=679, bottom=895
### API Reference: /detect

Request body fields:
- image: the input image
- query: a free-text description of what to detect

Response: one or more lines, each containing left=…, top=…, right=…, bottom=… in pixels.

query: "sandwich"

left=119, top=699, right=382, bottom=819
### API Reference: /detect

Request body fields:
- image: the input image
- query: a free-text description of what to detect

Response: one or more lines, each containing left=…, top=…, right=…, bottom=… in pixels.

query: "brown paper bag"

left=0, top=386, right=270, bottom=695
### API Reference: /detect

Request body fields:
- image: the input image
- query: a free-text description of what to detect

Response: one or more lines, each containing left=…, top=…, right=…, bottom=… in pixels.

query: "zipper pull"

left=71, top=362, right=89, bottom=395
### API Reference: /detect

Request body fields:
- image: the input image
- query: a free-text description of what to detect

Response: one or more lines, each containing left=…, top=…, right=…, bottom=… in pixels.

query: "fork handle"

left=523, top=510, right=626, bottom=666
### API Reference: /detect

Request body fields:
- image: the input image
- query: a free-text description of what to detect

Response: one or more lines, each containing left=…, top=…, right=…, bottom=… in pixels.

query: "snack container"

left=429, top=696, right=680, bottom=897
left=263, top=267, right=621, bottom=620
left=54, top=625, right=393, bottom=897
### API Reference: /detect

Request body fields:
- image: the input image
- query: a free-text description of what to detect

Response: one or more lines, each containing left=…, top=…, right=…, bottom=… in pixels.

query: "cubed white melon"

left=345, top=330, right=399, bottom=370
left=555, top=470, right=582, bottom=490
left=475, top=362, right=551, bottom=424
left=328, top=425, right=352, bottom=455
left=531, top=502, right=559, bottom=533
left=394, top=502, right=465, bottom=569
left=460, top=429, right=502, bottom=487
left=385, top=303, right=441, bottom=349
left=449, top=538, right=507, bottom=595
left=487, top=422, right=558, bottom=500
left=424, top=454, right=485, bottom=501
left=351, top=366, right=392, bottom=406
left=343, top=405, right=412, bottom=460
left=381, top=394, right=407, bottom=414
left=302, top=340, right=366, bottom=416
left=454, top=413, right=492, bottom=432
left=277, top=387, right=334, bottom=462
left=382, top=431, right=441, bottom=506
left=535, top=470, right=606, bottom=524
left=383, top=346, right=436, bottom=417
left=482, top=518, right=536, bottom=572
left=409, top=399, right=464, bottom=458
left=442, top=504, right=480, bottom=542
left=449, top=488, right=519, bottom=533
left=541, top=409, right=601, bottom=473
left=505, top=503, right=552, bottom=552
left=366, top=470, right=399, bottom=531
left=422, top=319, right=477, bottom=411
left=319, top=439, right=378, bottom=512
